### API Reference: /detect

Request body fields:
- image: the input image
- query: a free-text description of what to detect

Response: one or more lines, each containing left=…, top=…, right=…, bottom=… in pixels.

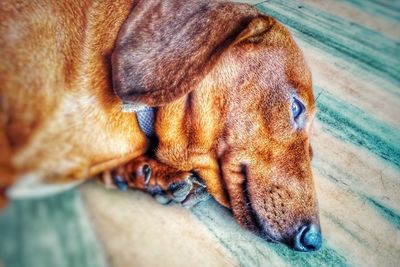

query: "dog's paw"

left=164, top=176, right=194, bottom=203
left=103, top=157, right=210, bottom=207
left=149, top=174, right=208, bottom=206
left=99, top=162, right=150, bottom=191
left=134, top=163, right=208, bottom=206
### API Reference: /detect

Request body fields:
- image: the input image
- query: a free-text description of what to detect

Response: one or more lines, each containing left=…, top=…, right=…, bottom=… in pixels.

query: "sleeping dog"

left=0, top=0, right=321, bottom=251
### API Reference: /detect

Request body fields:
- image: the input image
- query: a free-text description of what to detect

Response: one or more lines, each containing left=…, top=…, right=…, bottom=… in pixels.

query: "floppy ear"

left=233, top=15, right=278, bottom=45
left=112, top=1, right=275, bottom=106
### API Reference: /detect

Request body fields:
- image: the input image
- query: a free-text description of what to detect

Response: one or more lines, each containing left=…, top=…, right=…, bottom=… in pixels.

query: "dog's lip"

left=240, top=164, right=279, bottom=243
left=254, top=215, right=282, bottom=243
left=217, top=159, right=281, bottom=243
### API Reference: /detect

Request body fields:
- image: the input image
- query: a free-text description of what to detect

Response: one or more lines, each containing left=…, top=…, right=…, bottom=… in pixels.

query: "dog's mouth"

left=216, top=159, right=279, bottom=243
left=219, top=162, right=321, bottom=251
left=239, top=164, right=278, bottom=243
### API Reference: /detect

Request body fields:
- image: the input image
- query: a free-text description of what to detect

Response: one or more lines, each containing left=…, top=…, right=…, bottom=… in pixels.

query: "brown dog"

left=0, top=0, right=320, bottom=251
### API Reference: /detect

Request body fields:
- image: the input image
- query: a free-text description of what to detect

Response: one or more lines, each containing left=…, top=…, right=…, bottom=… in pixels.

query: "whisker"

left=315, top=90, right=323, bottom=103
left=252, top=1, right=269, bottom=6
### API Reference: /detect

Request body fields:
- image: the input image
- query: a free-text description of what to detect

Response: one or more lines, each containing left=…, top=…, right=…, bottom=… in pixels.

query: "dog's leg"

left=0, top=165, right=15, bottom=209
left=194, top=167, right=230, bottom=208
left=0, top=116, right=16, bottom=208
left=99, top=156, right=209, bottom=207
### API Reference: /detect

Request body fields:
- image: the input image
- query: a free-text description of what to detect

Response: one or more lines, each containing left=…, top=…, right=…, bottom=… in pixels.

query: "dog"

left=0, top=0, right=321, bottom=251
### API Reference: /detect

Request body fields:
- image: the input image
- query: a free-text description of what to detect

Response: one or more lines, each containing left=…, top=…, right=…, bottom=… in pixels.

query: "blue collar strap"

left=122, top=103, right=155, bottom=137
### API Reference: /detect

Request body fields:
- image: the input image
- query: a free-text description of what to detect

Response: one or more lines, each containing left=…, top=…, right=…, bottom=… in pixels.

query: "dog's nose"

left=293, top=223, right=322, bottom=252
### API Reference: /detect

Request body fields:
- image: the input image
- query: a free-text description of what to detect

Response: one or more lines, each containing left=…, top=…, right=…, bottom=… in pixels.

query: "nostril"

left=293, top=224, right=322, bottom=252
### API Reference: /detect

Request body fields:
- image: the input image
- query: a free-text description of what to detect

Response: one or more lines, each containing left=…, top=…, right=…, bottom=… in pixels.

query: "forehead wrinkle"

left=283, top=47, right=313, bottom=108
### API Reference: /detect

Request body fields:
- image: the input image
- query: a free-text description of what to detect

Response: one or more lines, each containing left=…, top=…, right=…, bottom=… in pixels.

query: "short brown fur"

left=0, top=0, right=319, bottom=246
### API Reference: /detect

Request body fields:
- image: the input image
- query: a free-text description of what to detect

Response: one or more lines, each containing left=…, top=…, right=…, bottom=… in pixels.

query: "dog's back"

left=0, top=0, right=148, bottom=202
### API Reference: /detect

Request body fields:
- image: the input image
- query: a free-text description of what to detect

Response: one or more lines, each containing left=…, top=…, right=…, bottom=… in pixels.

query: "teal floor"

left=1, top=1, right=399, bottom=267
left=0, top=190, right=107, bottom=267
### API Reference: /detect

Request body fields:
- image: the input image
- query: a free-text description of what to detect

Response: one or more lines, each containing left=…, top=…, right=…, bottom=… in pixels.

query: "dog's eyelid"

left=290, top=96, right=307, bottom=130
left=291, top=97, right=305, bottom=119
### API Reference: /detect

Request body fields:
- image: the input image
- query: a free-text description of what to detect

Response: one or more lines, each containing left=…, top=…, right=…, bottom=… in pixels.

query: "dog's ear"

left=233, top=16, right=278, bottom=45
left=112, top=1, right=276, bottom=106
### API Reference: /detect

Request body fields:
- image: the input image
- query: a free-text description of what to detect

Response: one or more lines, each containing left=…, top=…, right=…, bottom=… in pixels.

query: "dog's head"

left=112, top=0, right=320, bottom=251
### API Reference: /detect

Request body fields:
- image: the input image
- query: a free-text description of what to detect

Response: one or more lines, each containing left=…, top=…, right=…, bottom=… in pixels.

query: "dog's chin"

left=218, top=161, right=292, bottom=245
left=231, top=188, right=320, bottom=251
left=225, top=174, right=278, bottom=244
left=229, top=204, right=280, bottom=245
left=217, top=162, right=277, bottom=243
left=232, top=187, right=281, bottom=244
left=252, top=211, right=288, bottom=243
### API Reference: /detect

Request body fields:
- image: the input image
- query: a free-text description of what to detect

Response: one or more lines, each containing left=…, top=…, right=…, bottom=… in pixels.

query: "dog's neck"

left=120, top=79, right=227, bottom=159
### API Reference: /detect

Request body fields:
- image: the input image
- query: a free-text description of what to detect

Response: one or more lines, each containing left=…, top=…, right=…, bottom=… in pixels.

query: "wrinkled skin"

left=0, top=0, right=320, bottom=250
left=112, top=8, right=320, bottom=249
left=217, top=38, right=318, bottom=243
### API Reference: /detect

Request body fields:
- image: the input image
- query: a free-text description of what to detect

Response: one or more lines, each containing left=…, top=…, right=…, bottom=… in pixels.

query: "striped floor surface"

left=0, top=1, right=399, bottom=267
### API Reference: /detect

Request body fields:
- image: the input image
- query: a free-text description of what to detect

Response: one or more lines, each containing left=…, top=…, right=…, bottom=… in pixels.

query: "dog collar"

left=121, top=103, right=155, bottom=137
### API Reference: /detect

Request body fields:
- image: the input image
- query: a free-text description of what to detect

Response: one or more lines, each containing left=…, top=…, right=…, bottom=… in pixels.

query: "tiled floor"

left=0, top=1, right=399, bottom=267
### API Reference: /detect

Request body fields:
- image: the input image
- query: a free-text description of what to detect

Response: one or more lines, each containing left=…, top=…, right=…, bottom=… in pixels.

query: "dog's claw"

left=145, top=174, right=202, bottom=205
left=182, top=184, right=210, bottom=208
left=143, top=164, right=151, bottom=185
left=168, top=177, right=194, bottom=203
left=146, top=185, right=171, bottom=204
left=154, top=193, right=172, bottom=205
left=192, top=176, right=206, bottom=188
left=146, top=185, right=162, bottom=196
left=165, top=174, right=210, bottom=206
left=112, top=175, right=128, bottom=191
